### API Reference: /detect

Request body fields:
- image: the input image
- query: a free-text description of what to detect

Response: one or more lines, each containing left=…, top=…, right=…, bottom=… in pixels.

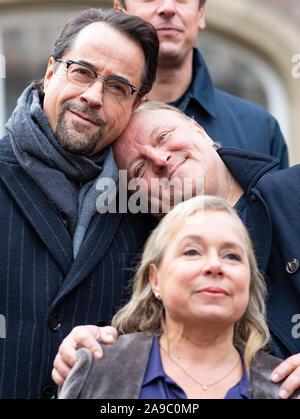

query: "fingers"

left=271, top=353, right=300, bottom=399
left=97, top=326, right=118, bottom=344
left=51, top=325, right=119, bottom=387
left=52, top=352, right=71, bottom=387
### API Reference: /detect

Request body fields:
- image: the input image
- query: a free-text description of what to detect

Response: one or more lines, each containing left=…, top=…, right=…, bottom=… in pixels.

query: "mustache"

left=62, top=101, right=107, bottom=127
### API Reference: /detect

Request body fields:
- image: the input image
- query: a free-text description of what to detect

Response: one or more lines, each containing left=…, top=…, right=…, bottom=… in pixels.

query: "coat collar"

left=218, top=147, right=279, bottom=275
left=61, top=332, right=300, bottom=399
left=217, top=147, right=279, bottom=195
left=0, top=147, right=73, bottom=275
left=0, top=138, right=124, bottom=305
left=170, top=48, right=218, bottom=119
left=250, top=350, right=300, bottom=399
left=49, top=210, right=123, bottom=311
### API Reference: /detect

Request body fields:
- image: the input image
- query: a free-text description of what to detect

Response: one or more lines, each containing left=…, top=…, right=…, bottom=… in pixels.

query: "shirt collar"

left=233, top=346, right=253, bottom=399
left=143, top=337, right=252, bottom=399
left=142, top=336, right=166, bottom=385
left=170, top=48, right=218, bottom=119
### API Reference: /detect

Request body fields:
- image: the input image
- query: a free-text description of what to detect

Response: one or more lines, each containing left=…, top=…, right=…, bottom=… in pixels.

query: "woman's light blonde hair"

left=112, top=195, right=270, bottom=375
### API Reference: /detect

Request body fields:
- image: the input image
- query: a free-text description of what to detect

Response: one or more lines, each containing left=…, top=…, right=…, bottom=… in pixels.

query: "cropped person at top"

left=59, top=196, right=300, bottom=399
left=114, top=0, right=288, bottom=167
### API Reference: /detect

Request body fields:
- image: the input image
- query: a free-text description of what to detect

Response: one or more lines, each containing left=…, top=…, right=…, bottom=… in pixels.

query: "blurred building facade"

left=0, top=0, right=299, bottom=162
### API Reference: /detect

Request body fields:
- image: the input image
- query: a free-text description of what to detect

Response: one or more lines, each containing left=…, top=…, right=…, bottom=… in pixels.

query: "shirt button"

left=286, top=259, right=300, bottom=274
left=48, top=314, right=62, bottom=331
left=41, top=385, right=56, bottom=399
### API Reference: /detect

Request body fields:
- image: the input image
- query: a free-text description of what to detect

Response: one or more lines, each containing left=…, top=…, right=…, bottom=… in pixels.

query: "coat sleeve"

left=58, top=347, right=94, bottom=399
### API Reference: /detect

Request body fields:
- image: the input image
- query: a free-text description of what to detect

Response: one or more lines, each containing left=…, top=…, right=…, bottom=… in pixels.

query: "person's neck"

left=210, top=158, right=244, bottom=208
left=223, top=172, right=244, bottom=207
left=160, top=322, right=238, bottom=368
left=147, top=51, right=194, bottom=104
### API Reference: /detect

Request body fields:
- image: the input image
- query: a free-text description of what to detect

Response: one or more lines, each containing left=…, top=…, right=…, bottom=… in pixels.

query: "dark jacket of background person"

left=58, top=331, right=300, bottom=399
left=0, top=136, right=155, bottom=399
left=218, top=147, right=300, bottom=358
left=171, top=49, right=288, bottom=169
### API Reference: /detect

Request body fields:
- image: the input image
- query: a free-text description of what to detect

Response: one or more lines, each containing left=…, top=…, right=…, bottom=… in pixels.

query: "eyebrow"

left=179, top=235, right=245, bottom=251
left=127, top=125, right=170, bottom=174
left=76, top=59, right=132, bottom=84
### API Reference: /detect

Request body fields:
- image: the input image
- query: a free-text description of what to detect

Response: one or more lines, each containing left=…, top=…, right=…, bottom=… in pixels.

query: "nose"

left=148, top=148, right=171, bottom=175
left=80, top=79, right=104, bottom=107
left=157, top=0, right=176, bottom=17
left=203, top=251, right=224, bottom=278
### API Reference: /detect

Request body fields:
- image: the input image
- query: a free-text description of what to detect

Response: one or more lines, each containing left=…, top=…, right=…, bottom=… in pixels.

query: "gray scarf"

left=6, top=84, right=119, bottom=256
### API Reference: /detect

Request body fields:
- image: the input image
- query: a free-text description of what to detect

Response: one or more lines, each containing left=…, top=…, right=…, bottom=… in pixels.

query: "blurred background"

left=0, top=0, right=299, bottom=162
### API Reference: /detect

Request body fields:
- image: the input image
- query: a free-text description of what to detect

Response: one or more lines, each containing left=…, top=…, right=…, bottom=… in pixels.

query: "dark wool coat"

left=0, top=136, right=156, bottom=399
left=218, top=148, right=300, bottom=358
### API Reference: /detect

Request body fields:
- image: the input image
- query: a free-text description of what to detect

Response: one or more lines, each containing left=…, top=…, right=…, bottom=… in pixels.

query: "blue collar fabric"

left=170, top=48, right=218, bottom=119
left=140, top=336, right=252, bottom=399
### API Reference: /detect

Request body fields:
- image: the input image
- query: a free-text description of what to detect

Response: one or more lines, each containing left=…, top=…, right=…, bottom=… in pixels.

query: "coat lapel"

left=50, top=210, right=124, bottom=310
left=217, top=148, right=277, bottom=275
left=245, top=191, right=272, bottom=275
left=0, top=162, right=73, bottom=275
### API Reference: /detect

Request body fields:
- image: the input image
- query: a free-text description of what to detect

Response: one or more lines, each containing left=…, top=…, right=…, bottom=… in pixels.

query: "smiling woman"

left=58, top=195, right=298, bottom=399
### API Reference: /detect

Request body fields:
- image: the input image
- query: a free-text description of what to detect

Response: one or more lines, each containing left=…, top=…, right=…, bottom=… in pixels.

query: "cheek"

left=44, top=83, right=74, bottom=125
left=160, top=266, right=192, bottom=299
left=232, top=273, right=250, bottom=312
left=127, top=7, right=152, bottom=22
left=105, top=102, right=132, bottom=131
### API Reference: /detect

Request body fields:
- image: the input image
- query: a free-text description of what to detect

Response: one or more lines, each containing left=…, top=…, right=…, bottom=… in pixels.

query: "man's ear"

left=198, top=4, right=206, bottom=31
left=193, top=121, right=204, bottom=130
left=114, top=1, right=125, bottom=11
left=193, top=121, right=205, bottom=135
left=43, top=57, right=56, bottom=91
left=133, top=96, right=146, bottom=111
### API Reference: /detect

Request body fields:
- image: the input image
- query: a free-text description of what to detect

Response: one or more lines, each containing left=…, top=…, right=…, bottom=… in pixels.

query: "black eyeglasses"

left=56, top=58, right=140, bottom=101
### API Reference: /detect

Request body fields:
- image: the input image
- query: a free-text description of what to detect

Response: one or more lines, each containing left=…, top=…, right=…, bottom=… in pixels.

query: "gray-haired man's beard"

left=55, top=102, right=107, bottom=156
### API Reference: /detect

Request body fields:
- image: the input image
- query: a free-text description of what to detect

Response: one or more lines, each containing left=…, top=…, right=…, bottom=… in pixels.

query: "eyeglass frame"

left=56, top=58, right=140, bottom=98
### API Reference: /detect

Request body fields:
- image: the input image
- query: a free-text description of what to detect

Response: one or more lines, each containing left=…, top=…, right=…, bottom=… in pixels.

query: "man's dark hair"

left=35, top=8, right=159, bottom=102
left=119, top=0, right=206, bottom=8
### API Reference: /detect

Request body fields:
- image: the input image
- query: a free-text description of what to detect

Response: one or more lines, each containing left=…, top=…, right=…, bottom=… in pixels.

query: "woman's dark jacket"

left=58, top=332, right=300, bottom=399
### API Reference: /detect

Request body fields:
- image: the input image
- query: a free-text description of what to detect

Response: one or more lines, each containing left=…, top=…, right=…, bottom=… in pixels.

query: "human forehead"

left=168, top=210, right=248, bottom=250
left=114, top=109, right=190, bottom=166
left=65, top=22, right=145, bottom=81
left=133, top=108, right=191, bottom=139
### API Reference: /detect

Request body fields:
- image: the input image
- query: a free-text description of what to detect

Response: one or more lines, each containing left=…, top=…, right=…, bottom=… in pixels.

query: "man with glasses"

left=0, top=8, right=159, bottom=399
left=114, top=0, right=289, bottom=168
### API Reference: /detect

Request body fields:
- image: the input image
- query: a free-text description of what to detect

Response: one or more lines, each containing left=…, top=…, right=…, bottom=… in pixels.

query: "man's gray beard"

left=55, top=105, right=106, bottom=156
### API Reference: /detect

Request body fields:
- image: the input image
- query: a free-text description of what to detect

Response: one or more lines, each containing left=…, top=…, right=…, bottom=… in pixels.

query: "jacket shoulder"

left=215, top=88, right=275, bottom=120
left=59, top=331, right=155, bottom=399
left=251, top=350, right=300, bottom=399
